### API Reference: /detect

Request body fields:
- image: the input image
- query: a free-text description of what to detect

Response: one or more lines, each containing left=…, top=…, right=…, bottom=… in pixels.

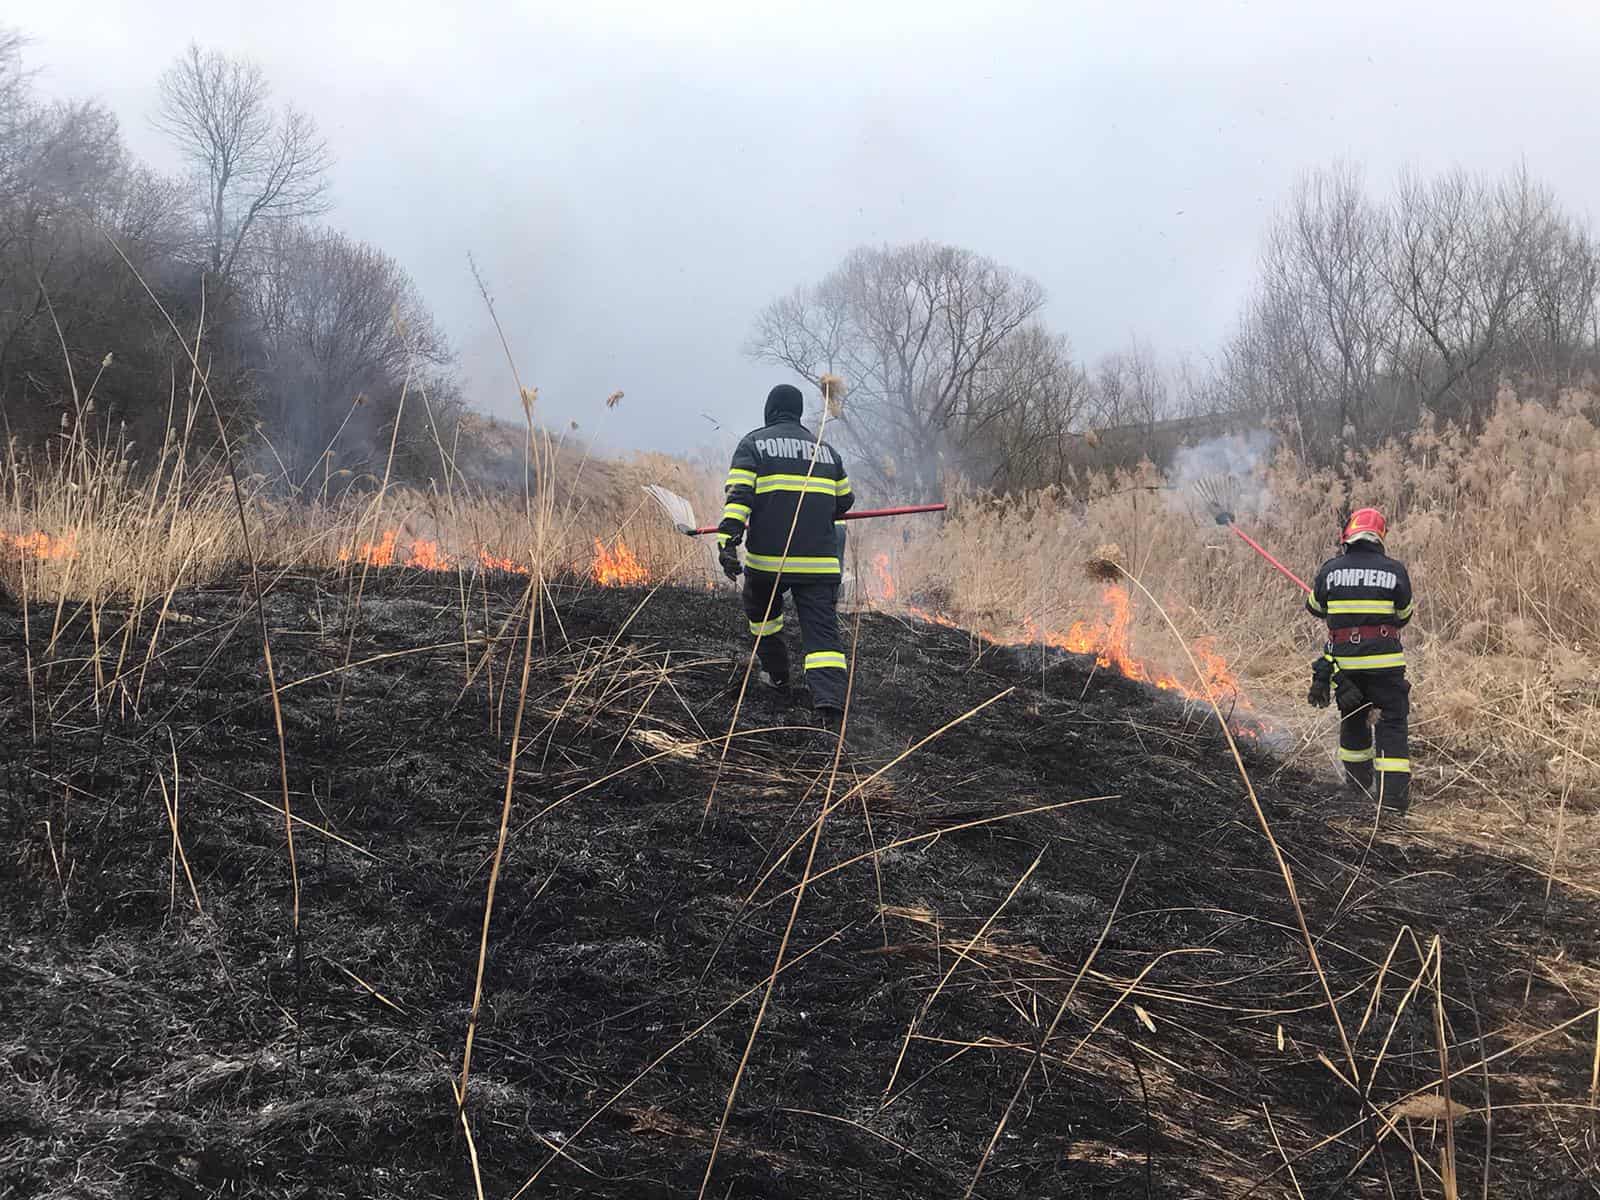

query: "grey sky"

left=15, top=0, right=1600, bottom=458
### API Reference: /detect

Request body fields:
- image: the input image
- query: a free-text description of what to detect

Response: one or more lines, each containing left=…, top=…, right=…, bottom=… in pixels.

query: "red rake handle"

left=689, top=502, right=946, bottom=536
left=1227, top=523, right=1311, bottom=594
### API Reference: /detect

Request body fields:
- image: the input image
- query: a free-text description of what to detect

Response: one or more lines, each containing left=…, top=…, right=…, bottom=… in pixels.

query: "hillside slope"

left=2, top=576, right=1596, bottom=1198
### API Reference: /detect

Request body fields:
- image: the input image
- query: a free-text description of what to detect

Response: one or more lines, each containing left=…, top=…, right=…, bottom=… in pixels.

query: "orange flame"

left=477, top=548, right=528, bottom=574
left=338, top=530, right=399, bottom=567
left=3, top=530, right=80, bottom=561
left=869, top=552, right=896, bottom=603
left=900, top=582, right=1250, bottom=712
left=331, top=529, right=654, bottom=585
left=591, top=538, right=648, bottom=587
left=336, top=529, right=532, bottom=575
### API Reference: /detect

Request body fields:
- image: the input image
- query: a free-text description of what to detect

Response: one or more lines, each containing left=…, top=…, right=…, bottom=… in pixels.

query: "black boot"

left=1377, top=770, right=1410, bottom=819
left=814, top=706, right=844, bottom=747
left=1343, top=762, right=1374, bottom=798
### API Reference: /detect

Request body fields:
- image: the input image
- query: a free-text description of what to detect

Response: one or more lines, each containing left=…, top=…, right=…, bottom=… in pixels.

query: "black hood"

left=764, top=384, right=804, bottom=425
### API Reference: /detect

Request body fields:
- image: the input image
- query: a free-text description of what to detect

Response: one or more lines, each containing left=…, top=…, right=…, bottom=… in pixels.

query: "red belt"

left=1330, top=624, right=1398, bottom=645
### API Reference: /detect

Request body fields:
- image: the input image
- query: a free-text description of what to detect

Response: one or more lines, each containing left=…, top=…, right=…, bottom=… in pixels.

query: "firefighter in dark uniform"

left=717, top=384, right=854, bottom=728
left=1306, top=507, right=1415, bottom=816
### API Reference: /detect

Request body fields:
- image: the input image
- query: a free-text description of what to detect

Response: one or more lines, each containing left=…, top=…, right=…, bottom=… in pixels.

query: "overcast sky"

left=14, top=0, right=1600, bottom=457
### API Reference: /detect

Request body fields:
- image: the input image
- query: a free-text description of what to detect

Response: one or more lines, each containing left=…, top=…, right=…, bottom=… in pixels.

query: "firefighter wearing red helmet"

left=1305, top=507, right=1415, bottom=817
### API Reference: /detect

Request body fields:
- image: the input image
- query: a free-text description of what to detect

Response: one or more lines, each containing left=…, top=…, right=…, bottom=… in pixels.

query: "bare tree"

left=0, top=29, right=27, bottom=153
left=1512, top=200, right=1597, bottom=381
left=959, top=322, right=1093, bottom=490
left=1091, top=338, right=1172, bottom=431
left=247, top=222, right=450, bottom=483
left=0, top=31, right=461, bottom=476
left=154, top=44, right=331, bottom=285
left=1381, top=166, right=1546, bottom=425
left=1236, top=165, right=1400, bottom=453
left=748, top=241, right=1048, bottom=499
left=0, top=38, right=176, bottom=412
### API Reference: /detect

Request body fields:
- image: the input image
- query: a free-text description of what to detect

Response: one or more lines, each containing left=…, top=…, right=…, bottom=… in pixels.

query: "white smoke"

left=1168, top=429, right=1275, bottom=517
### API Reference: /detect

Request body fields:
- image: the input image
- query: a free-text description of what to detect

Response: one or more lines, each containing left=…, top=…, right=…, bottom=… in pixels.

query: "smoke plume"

left=1168, top=430, right=1275, bottom=517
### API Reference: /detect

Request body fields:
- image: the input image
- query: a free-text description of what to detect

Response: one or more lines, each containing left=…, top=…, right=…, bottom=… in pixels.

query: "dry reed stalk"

left=41, top=819, right=67, bottom=906
left=1364, top=944, right=1442, bottom=1138
left=449, top=1077, right=488, bottom=1200
left=334, top=347, right=414, bottom=722
left=104, top=236, right=302, bottom=1057
left=762, top=793, right=1110, bottom=908
left=1246, top=1003, right=1600, bottom=1196
left=706, top=688, right=1029, bottom=959
left=192, top=774, right=375, bottom=859
left=777, top=1107, right=955, bottom=1185
left=1355, top=925, right=1430, bottom=1043
left=1262, top=1102, right=1308, bottom=1200
left=883, top=845, right=1049, bottom=1099
left=1542, top=691, right=1592, bottom=921
left=456, top=263, right=556, bottom=1115
left=849, top=678, right=890, bottom=948
left=4, top=428, right=40, bottom=743
left=507, top=930, right=846, bottom=1199
left=698, top=618, right=863, bottom=1197
left=327, top=958, right=408, bottom=1016
left=1458, top=971, right=1494, bottom=1200
left=1590, top=994, right=1600, bottom=1123
left=1431, top=938, right=1460, bottom=1199
left=1104, top=561, right=1362, bottom=1086
left=456, top=589, right=539, bottom=1107
left=966, top=858, right=1137, bottom=1197
left=154, top=738, right=203, bottom=920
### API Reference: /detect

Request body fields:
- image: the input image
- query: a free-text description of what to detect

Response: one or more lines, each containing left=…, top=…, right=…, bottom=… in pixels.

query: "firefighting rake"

left=1194, top=474, right=1311, bottom=595
left=643, top=485, right=945, bottom=536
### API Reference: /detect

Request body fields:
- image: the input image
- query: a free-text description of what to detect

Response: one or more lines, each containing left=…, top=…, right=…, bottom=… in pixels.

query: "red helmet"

left=1342, top=507, right=1387, bottom=547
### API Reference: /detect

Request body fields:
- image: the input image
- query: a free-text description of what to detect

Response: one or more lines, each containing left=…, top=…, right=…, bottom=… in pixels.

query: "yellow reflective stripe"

left=748, top=617, right=784, bottom=636
left=726, top=468, right=757, bottom=485
left=1374, top=757, right=1411, bottom=774
left=754, top=474, right=840, bottom=496
left=1331, top=652, right=1406, bottom=670
left=1326, top=599, right=1397, bottom=615
left=1339, top=746, right=1375, bottom=763
left=723, top=503, right=751, bottom=523
left=1306, top=596, right=1325, bottom=614
left=804, top=651, right=848, bottom=671
left=1396, top=602, right=1415, bottom=620
left=743, top=552, right=840, bottom=574
left=835, top=476, right=852, bottom=495
left=717, top=533, right=731, bottom=547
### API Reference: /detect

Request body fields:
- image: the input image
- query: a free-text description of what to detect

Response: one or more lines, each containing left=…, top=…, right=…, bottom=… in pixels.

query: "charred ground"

left=2, top=574, right=1596, bottom=1198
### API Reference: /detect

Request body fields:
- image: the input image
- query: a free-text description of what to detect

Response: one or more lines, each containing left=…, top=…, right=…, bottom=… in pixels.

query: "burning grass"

left=861, top=556, right=1253, bottom=721
left=848, top=388, right=1600, bottom=837
left=3, top=439, right=719, bottom=602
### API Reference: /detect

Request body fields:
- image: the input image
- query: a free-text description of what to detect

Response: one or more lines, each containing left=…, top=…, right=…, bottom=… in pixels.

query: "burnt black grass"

left=1, top=574, right=1597, bottom=1198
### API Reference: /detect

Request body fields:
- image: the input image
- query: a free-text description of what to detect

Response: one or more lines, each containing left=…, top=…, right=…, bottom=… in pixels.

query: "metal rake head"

left=1192, top=474, right=1240, bottom=526
left=642, top=485, right=699, bottom=535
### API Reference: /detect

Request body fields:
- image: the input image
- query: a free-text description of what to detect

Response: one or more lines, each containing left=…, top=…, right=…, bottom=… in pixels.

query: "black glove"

left=1307, top=656, right=1333, bottom=709
left=1335, top=677, right=1367, bottom=717
left=718, top=540, right=742, bottom=581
